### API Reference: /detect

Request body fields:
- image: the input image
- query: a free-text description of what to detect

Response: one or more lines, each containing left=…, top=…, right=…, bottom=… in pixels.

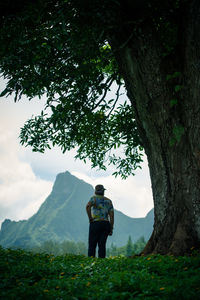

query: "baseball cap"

left=95, top=184, right=106, bottom=193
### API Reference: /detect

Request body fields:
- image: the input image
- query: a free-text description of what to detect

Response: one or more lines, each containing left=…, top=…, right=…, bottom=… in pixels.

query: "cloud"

left=21, top=146, right=95, bottom=181
left=0, top=125, right=53, bottom=226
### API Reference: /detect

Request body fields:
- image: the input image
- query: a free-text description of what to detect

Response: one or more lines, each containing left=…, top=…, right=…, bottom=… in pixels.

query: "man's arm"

left=108, top=210, right=114, bottom=235
left=86, top=202, right=94, bottom=223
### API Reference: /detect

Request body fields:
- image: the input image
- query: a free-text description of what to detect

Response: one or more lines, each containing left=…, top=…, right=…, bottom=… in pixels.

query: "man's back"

left=89, top=195, right=113, bottom=222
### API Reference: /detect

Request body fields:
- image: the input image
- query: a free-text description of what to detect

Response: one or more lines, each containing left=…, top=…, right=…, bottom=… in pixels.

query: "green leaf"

left=166, top=74, right=172, bottom=81
left=169, top=99, right=178, bottom=107
left=0, top=88, right=12, bottom=97
left=170, top=125, right=185, bottom=146
left=173, top=125, right=185, bottom=141
left=166, top=72, right=181, bottom=81
left=172, top=71, right=181, bottom=78
left=174, top=85, right=183, bottom=92
left=169, top=137, right=176, bottom=146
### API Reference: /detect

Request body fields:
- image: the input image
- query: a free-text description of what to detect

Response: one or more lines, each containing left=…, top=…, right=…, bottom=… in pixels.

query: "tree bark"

left=111, top=0, right=200, bottom=255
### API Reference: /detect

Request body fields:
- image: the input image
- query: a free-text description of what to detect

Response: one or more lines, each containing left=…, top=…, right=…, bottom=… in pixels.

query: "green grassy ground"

left=0, top=247, right=200, bottom=299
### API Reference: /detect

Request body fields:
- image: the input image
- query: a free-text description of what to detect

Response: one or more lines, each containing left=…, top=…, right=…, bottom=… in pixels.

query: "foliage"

left=0, top=1, right=189, bottom=176
left=28, top=236, right=146, bottom=257
left=126, top=236, right=134, bottom=256
left=0, top=0, right=144, bottom=178
left=0, top=246, right=200, bottom=299
left=31, top=240, right=88, bottom=256
left=107, top=236, right=146, bottom=257
left=20, top=101, right=143, bottom=178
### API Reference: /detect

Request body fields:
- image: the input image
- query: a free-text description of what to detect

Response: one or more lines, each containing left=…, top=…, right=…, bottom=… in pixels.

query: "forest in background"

left=25, top=236, right=147, bottom=257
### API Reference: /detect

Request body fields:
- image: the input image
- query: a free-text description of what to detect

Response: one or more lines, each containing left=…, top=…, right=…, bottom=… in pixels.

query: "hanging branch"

left=107, top=84, right=121, bottom=117
left=91, top=76, right=115, bottom=111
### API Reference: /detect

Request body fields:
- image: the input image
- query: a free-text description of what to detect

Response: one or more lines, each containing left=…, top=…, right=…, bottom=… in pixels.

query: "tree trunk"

left=111, top=0, right=200, bottom=255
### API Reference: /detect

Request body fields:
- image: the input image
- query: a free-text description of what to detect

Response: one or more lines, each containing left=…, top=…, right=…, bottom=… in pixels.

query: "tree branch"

left=107, top=84, right=121, bottom=117
left=91, top=76, right=115, bottom=111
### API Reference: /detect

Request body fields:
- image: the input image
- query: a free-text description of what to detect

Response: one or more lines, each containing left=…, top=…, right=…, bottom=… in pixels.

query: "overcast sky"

left=0, top=78, right=153, bottom=227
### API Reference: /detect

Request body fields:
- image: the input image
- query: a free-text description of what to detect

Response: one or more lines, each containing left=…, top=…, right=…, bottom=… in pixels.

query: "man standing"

left=86, top=184, right=114, bottom=258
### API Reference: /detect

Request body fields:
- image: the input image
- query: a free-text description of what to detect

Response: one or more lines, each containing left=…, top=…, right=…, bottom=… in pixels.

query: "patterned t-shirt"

left=89, top=195, right=114, bottom=222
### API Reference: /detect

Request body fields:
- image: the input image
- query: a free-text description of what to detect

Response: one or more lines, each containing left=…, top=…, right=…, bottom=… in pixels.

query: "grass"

left=0, top=247, right=200, bottom=299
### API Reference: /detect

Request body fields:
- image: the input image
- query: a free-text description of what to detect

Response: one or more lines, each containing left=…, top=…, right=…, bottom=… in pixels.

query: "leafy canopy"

left=1, top=0, right=171, bottom=177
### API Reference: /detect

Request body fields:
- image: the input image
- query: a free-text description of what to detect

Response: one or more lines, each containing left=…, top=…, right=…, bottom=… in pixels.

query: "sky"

left=0, top=78, right=154, bottom=227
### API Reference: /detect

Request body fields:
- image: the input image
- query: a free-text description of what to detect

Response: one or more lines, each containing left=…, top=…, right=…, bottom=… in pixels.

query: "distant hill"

left=0, top=171, right=154, bottom=248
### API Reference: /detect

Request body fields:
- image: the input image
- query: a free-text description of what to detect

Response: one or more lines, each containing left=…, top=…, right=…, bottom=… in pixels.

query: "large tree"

left=0, top=0, right=200, bottom=255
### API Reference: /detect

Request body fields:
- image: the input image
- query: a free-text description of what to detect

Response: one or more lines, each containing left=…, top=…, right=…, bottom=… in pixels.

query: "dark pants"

left=88, top=221, right=110, bottom=258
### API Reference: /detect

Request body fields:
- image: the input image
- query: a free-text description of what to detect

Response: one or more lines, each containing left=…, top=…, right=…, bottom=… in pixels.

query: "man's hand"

left=108, top=210, right=114, bottom=236
left=86, top=202, right=93, bottom=223
left=109, top=224, right=113, bottom=236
